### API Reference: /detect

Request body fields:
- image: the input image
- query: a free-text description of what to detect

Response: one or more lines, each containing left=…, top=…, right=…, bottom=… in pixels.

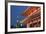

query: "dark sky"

left=11, top=5, right=28, bottom=26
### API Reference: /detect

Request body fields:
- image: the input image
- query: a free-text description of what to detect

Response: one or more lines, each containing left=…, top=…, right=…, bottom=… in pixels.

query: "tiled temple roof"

left=20, top=7, right=41, bottom=27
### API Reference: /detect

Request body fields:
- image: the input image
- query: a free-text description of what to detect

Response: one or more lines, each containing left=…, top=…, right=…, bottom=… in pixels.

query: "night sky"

left=11, top=5, right=28, bottom=26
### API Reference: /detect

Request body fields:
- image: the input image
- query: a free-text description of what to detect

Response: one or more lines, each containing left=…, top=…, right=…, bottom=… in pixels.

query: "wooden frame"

left=5, top=1, right=45, bottom=34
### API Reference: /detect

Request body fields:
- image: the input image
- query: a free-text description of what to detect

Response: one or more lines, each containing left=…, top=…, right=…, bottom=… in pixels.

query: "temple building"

left=20, top=6, right=41, bottom=28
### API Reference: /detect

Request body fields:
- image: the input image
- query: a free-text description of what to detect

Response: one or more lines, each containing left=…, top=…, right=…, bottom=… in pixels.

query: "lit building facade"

left=21, top=6, right=41, bottom=27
